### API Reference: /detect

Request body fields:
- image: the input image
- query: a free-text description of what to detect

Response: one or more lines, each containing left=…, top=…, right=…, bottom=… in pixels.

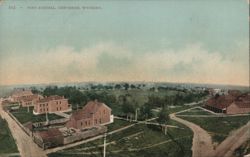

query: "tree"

left=139, top=103, right=153, bottom=120
left=130, top=84, right=136, bottom=89
left=123, top=83, right=130, bottom=90
left=115, top=84, right=122, bottom=90
left=157, top=107, right=170, bottom=124
left=122, top=102, right=135, bottom=121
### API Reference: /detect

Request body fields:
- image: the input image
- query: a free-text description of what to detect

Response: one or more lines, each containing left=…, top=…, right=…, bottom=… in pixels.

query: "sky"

left=0, top=0, right=249, bottom=86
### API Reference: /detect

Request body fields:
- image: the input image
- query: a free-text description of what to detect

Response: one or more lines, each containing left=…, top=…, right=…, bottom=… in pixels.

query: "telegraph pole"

left=135, top=108, right=138, bottom=121
left=103, top=133, right=107, bottom=157
left=46, top=111, right=49, bottom=125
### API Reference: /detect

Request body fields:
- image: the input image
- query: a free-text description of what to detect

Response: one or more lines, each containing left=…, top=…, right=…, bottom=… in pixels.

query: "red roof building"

left=33, top=95, right=71, bottom=115
left=66, top=100, right=113, bottom=130
left=33, top=128, right=64, bottom=149
left=205, top=92, right=250, bottom=114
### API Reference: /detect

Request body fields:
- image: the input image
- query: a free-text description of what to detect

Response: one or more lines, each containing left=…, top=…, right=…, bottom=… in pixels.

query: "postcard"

left=0, top=0, right=249, bottom=157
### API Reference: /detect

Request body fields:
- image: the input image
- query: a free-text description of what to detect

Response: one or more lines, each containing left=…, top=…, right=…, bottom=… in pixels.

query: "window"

left=81, top=122, right=83, bottom=126
left=99, top=119, right=101, bottom=123
left=40, top=104, right=41, bottom=107
left=95, top=119, right=97, bottom=124
left=57, top=108, right=58, bottom=111
left=47, top=108, right=48, bottom=111
left=103, top=110, right=106, bottom=114
left=60, top=107, right=61, bottom=110
left=60, top=101, right=61, bottom=104
left=85, top=121, right=87, bottom=126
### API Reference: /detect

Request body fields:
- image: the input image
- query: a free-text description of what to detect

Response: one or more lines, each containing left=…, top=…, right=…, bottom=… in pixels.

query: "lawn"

left=48, top=120, right=193, bottom=157
left=176, top=107, right=213, bottom=115
left=107, top=119, right=133, bottom=132
left=0, top=117, right=19, bottom=154
left=181, top=115, right=250, bottom=144
left=10, top=106, right=64, bottom=124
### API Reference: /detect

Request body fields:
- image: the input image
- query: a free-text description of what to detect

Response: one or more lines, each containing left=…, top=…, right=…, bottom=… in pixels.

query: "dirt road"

left=170, top=113, right=214, bottom=157
left=0, top=101, right=47, bottom=157
left=213, top=122, right=250, bottom=157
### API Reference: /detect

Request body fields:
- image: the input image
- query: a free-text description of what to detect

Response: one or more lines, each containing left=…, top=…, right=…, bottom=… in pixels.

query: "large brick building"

left=11, top=89, right=43, bottom=107
left=20, top=94, right=44, bottom=107
left=66, top=100, right=113, bottom=130
left=205, top=91, right=250, bottom=114
left=33, top=95, right=71, bottom=115
left=12, top=89, right=34, bottom=102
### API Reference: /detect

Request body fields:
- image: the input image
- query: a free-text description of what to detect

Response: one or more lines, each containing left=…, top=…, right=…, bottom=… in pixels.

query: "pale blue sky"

left=0, top=0, right=249, bottom=85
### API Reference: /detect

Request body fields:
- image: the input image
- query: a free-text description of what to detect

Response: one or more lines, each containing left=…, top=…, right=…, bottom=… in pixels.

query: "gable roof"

left=37, top=128, right=63, bottom=141
left=206, top=92, right=250, bottom=110
left=71, top=100, right=111, bottom=121
left=20, top=94, right=41, bottom=102
left=37, top=95, right=65, bottom=103
left=12, top=90, right=33, bottom=97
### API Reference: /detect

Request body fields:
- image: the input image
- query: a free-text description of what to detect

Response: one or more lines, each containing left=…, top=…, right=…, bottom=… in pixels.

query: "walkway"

left=0, top=101, right=47, bottom=157
left=170, top=113, right=214, bottom=157
left=213, top=122, right=250, bottom=157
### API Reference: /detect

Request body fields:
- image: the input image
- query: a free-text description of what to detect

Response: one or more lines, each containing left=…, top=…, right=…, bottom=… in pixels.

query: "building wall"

left=76, top=117, right=93, bottom=129
left=226, top=103, right=250, bottom=114
left=34, top=98, right=70, bottom=114
left=21, top=100, right=33, bottom=107
left=12, top=90, right=34, bottom=102
left=21, top=95, right=43, bottom=107
left=67, top=105, right=111, bottom=130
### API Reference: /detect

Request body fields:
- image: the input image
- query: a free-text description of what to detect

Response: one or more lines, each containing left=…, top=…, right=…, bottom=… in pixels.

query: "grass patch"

left=181, top=115, right=250, bottom=144
left=107, top=119, right=132, bottom=132
left=10, top=107, right=64, bottom=124
left=176, top=108, right=213, bottom=115
left=0, top=117, right=19, bottom=154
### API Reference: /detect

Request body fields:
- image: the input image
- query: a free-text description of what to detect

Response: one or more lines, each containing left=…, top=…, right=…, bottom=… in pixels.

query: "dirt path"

left=0, top=101, right=47, bottom=157
left=213, top=122, right=250, bottom=157
left=170, top=113, right=214, bottom=157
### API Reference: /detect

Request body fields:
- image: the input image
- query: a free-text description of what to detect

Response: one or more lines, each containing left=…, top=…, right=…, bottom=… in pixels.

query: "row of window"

left=40, top=103, right=48, bottom=107
left=40, top=108, right=48, bottom=112
left=80, top=118, right=102, bottom=127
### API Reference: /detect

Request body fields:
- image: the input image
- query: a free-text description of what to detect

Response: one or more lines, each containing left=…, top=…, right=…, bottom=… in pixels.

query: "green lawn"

left=10, top=107, right=64, bottom=124
left=181, top=116, right=250, bottom=144
left=107, top=119, right=132, bottom=132
left=176, top=108, right=213, bottom=115
left=0, top=117, right=19, bottom=154
left=48, top=120, right=193, bottom=157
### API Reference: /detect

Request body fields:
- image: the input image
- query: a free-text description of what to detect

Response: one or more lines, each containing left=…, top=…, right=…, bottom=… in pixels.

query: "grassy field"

left=181, top=115, right=250, bottom=144
left=48, top=119, right=193, bottom=157
left=107, top=119, right=133, bottom=132
left=176, top=107, right=213, bottom=115
left=10, top=107, right=64, bottom=124
left=0, top=117, right=19, bottom=154
left=95, top=89, right=182, bottom=115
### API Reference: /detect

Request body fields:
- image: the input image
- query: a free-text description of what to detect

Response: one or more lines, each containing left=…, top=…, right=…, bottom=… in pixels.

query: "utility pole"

left=103, top=133, right=107, bottom=157
left=135, top=108, right=138, bottom=121
left=164, top=125, right=167, bottom=135
left=45, top=111, right=49, bottom=125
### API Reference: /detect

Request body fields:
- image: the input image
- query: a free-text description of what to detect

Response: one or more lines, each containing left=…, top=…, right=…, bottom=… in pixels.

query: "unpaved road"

left=214, top=122, right=250, bottom=157
left=0, top=101, right=47, bottom=157
left=170, top=113, right=214, bottom=157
